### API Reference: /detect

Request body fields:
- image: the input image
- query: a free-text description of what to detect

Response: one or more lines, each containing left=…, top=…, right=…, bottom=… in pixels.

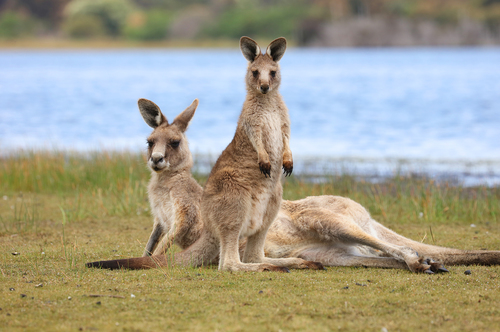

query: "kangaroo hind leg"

left=296, top=245, right=409, bottom=269
left=211, top=192, right=288, bottom=273
left=295, top=208, right=445, bottom=273
left=244, top=190, right=325, bottom=270
left=219, top=224, right=288, bottom=272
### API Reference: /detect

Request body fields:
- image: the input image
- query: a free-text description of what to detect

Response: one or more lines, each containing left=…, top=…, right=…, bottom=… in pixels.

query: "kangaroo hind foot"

left=407, top=254, right=449, bottom=274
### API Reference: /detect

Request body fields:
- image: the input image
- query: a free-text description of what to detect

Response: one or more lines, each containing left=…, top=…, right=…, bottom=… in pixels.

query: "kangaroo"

left=87, top=97, right=500, bottom=273
left=198, top=36, right=329, bottom=272
left=137, top=97, right=204, bottom=257
left=130, top=97, right=219, bottom=268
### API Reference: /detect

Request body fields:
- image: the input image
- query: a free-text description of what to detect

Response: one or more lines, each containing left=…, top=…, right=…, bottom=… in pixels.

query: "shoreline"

left=192, top=154, right=500, bottom=187
left=2, top=149, right=497, bottom=187
left=2, top=38, right=500, bottom=50
left=0, top=38, right=239, bottom=50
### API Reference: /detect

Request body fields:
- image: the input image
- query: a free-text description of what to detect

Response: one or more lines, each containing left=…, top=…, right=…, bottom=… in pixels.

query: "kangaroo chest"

left=261, top=110, right=284, bottom=163
left=149, top=189, right=177, bottom=236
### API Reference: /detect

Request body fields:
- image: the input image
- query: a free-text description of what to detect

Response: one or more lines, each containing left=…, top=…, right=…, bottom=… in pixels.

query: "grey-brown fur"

left=200, top=36, right=317, bottom=272
left=139, top=98, right=205, bottom=256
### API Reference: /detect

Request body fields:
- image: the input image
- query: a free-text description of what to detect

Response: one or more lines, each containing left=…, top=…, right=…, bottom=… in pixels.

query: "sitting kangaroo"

left=87, top=97, right=500, bottom=273
left=138, top=98, right=205, bottom=257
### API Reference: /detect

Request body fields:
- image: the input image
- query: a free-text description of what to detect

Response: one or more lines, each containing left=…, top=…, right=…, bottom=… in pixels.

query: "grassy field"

left=1, top=151, right=500, bottom=331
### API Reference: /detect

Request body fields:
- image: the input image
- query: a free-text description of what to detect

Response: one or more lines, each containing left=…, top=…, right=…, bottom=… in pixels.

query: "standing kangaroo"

left=86, top=98, right=500, bottom=272
left=200, top=36, right=324, bottom=272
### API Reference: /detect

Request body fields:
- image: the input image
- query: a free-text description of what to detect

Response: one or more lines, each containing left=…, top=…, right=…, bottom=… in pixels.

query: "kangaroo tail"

left=86, top=229, right=220, bottom=270
left=402, top=238, right=500, bottom=266
left=372, top=220, right=500, bottom=266
left=430, top=250, right=500, bottom=266
left=86, top=255, right=168, bottom=270
left=388, top=238, right=500, bottom=266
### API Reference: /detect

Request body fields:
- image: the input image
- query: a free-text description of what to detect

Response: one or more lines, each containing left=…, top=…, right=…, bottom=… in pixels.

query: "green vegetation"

left=0, top=11, right=35, bottom=39
left=201, top=2, right=324, bottom=40
left=64, top=0, right=135, bottom=37
left=2, top=150, right=499, bottom=228
left=1, top=0, right=500, bottom=46
left=1, top=151, right=500, bottom=331
left=124, top=10, right=172, bottom=41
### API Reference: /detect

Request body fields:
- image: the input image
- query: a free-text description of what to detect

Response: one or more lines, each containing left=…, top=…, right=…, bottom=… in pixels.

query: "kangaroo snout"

left=149, top=152, right=168, bottom=171
left=151, top=153, right=164, bottom=164
left=260, top=84, right=270, bottom=94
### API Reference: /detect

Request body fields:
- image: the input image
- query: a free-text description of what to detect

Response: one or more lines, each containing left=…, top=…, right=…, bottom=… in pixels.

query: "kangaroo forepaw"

left=305, top=261, right=326, bottom=270
left=282, top=160, right=293, bottom=177
left=259, top=161, right=271, bottom=178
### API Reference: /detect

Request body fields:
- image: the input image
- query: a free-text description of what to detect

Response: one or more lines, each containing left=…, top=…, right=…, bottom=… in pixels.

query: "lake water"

left=1, top=48, right=499, bottom=185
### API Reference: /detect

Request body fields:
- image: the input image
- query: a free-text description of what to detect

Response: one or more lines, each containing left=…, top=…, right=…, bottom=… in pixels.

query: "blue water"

left=1, top=48, right=499, bottom=183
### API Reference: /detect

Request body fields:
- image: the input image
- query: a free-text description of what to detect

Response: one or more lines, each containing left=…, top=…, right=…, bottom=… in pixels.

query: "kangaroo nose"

left=260, top=85, right=269, bottom=94
left=151, top=154, right=164, bottom=164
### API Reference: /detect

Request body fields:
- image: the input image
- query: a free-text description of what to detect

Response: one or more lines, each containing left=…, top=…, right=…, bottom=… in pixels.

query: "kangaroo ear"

left=240, top=36, right=261, bottom=62
left=138, top=98, right=167, bottom=128
left=266, top=37, right=287, bottom=62
left=173, top=98, right=199, bottom=132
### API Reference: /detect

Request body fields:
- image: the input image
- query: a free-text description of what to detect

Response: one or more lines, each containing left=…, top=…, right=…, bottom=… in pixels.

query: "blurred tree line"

left=1, top=0, right=500, bottom=46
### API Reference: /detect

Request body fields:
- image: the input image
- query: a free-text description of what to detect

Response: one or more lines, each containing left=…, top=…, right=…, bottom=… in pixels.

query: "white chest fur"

left=150, top=192, right=177, bottom=235
left=262, top=111, right=284, bottom=163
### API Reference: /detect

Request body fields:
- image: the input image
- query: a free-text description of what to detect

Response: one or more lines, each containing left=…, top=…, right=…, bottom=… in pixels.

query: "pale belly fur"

left=240, top=191, right=271, bottom=238
left=151, top=197, right=176, bottom=236
left=262, top=112, right=283, bottom=165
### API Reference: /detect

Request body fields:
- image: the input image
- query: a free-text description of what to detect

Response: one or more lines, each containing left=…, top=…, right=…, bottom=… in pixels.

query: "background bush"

left=64, top=0, right=134, bottom=37
left=201, top=3, right=322, bottom=40
left=124, top=10, right=171, bottom=40
left=0, top=11, right=35, bottom=39
left=62, top=14, right=106, bottom=38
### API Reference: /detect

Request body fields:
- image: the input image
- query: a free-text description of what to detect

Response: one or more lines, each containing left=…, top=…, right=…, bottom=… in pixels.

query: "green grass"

left=1, top=150, right=500, bottom=331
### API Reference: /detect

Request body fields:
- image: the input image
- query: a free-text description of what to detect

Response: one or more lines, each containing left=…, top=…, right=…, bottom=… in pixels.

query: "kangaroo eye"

left=147, top=140, right=154, bottom=148
left=270, top=71, right=276, bottom=78
left=252, top=70, right=258, bottom=78
left=170, top=141, right=180, bottom=148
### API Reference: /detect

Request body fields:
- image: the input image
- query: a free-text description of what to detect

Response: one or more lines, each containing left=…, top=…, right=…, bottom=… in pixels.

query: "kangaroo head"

left=240, top=36, right=286, bottom=95
left=138, top=98, right=198, bottom=173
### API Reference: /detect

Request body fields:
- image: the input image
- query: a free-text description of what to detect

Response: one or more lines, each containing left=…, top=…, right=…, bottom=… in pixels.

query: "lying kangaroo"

left=87, top=98, right=500, bottom=273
